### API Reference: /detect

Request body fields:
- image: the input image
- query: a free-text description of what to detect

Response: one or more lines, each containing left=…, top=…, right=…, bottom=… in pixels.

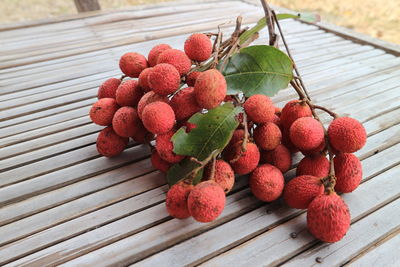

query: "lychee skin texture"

left=157, top=49, right=191, bottom=76
left=187, top=181, right=226, bottom=223
left=243, top=94, right=275, bottom=123
left=254, top=122, right=282, bottom=150
left=283, top=175, right=324, bottom=209
left=280, top=100, right=312, bottom=129
left=148, top=44, right=171, bottom=67
left=155, top=130, right=184, bottom=163
left=89, top=98, right=119, bottom=126
left=166, top=182, right=194, bottom=219
left=307, top=193, right=351, bottom=243
left=96, top=126, right=129, bottom=157
left=230, top=142, right=260, bottom=175
left=131, top=120, right=154, bottom=144
left=142, top=101, right=176, bottom=135
left=119, top=52, right=148, bottom=78
left=137, top=91, right=167, bottom=119
left=98, top=78, right=121, bottom=99
left=170, top=87, right=202, bottom=121
left=281, top=128, right=299, bottom=153
left=260, top=144, right=292, bottom=173
left=112, top=107, right=140, bottom=137
left=204, top=160, right=235, bottom=193
left=249, top=164, right=284, bottom=202
left=186, top=71, right=201, bottom=87
left=115, top=80, right=143, bottom=107
left=301, top=140, right=326, bottom=157
left=296, top=155, right=330, bottom=178
left=194, top=69, right=227, bottom=109
left=151, top=150, right=172, bottom=173
left=138, top=67, right=153, bottom=92
left=184, top=33, right=213, bottom=62
left=334, top=153, right=362, bottom=193
left=148, top=63, right=181, bottom=96
left=290, top=117, right=325, bottom=151
left=328, top=117, right=367, bottom=153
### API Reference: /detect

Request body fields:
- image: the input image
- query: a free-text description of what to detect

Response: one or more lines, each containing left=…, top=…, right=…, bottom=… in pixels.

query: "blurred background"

left=0, top=0, right=398, bottom=44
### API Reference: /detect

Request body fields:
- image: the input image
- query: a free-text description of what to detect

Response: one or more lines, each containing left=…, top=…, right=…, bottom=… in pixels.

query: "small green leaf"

left=166, top=158, right=203, bottom=186
left=222, top=45, right=293, bottom=97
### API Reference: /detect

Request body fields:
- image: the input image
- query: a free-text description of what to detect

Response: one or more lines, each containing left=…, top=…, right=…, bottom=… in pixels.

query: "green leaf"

left=222, top=45, right=293, bottom=97
left=166, top=158, right=203, bottom=186
left=172, top=103, right=242, bottom=161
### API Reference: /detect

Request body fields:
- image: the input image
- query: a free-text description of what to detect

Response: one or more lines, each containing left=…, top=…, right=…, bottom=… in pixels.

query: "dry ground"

left=0, top=0, right=399, bottom=44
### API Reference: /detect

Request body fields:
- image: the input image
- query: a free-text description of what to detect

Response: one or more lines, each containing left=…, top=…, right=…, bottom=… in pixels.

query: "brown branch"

left=260, top=0, right=278, bottom=47
left=311, top=105, right=339, bottom=118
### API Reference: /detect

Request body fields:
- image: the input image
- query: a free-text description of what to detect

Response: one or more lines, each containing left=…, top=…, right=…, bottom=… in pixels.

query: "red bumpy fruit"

left=142, top=101, right=176, bottom=135
left=112, top=106, right=140, bottom=137
left=296, top=155, right=330, bottom=178
left=253, top=122, right=282, bottom=150
left=243, top=94, right=275, bottom=123
left=89, top=98, right=119, bottom=126
left=194, top=69, right=227, bottom=109
left=184, top=33, right=213, bottom=62
left=96, top=126, right=129, bottom=157
left=157, top=49, right=191, bottom=76
left=230, top=142, right=260, bottom=175
left=249, top=164, right=284, bottom=202
left=260, top=144, right=292, bottom=173
left=115, top=80, right=143, bottom=107
left=289, top=117, right=325, bottom=151
left=166, top=181, right=194, bottom=219
left=148, top=44, right=171, bottom=67
left=280, top=100, right=312, bottom=129
left=169, top=87, right=202, bottom=121
left=283, top=175, right=324, bottom=209
left=334, top=153, right=362, bottom=193
left=328, top=117, right=367, bottom=153
left=204, top=160, right=235, bottom=193
left=148, top=63, right=181, bottom=96
left=98, top=78, right=121, bottom=99
left=119, top=52, right=148, bottom=78
left=155, top=130, right=184, bottom=164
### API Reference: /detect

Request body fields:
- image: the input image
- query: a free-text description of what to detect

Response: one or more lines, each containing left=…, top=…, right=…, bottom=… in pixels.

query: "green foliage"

left=166, top=158, right=203, bottom=186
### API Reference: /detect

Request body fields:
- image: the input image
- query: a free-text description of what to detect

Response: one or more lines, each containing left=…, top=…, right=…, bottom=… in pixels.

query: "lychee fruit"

left=98, top=78, right=121, bottom=99
left=142, top=101, right=175, bottom=134
left=155, top=130, right=184, bottom=163
left=115, top=80, right=143, bottom=107
left=328, top=117, right=367, bottom=153
left=307, top=192, right=351, bottom=242
left=204, top=160, right=235, bottom=193
left=119, top=52, right=148, bottom=78
left=131, top=120, right=154, bottom=144
left=184, top=33, right=213, bottom=62
left=187, top=180, right=226, bottom=222
left=186, top=71, right=201, bottom=86
left=254, top=122, right=282, bottom=150
left=137, top=91, right=168, bottom=119
left=296, top=155, right=330, bottom=178
left=138, top=67, right=153, bottom=92
left=170, top=87, right=202, bottom=121
left=230, top=142, right=260, bottom=175
left=166, top=181, right=193, bottom=219
left=260, top=144, right=292, bottom=173
left=194, top=69, right=227, bottom=109
left=96, top=126, right=129, bottom=157
left=334, top=153, right=362, bottom=193
left=281, top=127, right=299, bottom=153
left=148, top=63, right=181, bottom=96
left=148, top=44, right=172, bottom=67
left=289, top=117, right=325, bottom=150
left=301, top=140, right=326, bottom=157
left=151, top=150, right=172, bottom=173
left=89, top=98, right=119, bottom=126
left=249, top=164, right=284, bottom=202
left=280, top=100, right=312, bottom=129
left=283, top=175, right=324, bottom=209
left=157, top=49, right=191, bottom=76
left=112, top=106, right=140, bottom=137
left=243, top=94, right=275, bottom=123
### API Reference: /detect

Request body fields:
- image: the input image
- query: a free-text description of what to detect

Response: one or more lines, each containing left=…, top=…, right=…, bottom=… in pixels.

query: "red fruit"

left=281, top=127, right=299, bottom=153
left=170, top=87, right=202, bottom=121
left=89, top=98, right=119, bottom=126
left=253, top=122, right=282, bottom=150
left=112, top=107, right=140, bottom=137
left=270, top=114, right=281, bottom=127
left=184, top=33, right=213, bottom=62
left=137, top=91, right=168, bottom=119
left=280, top=100, right=312, bottom=129
left=194, top=69, right=227, bottom=109
left=301, top=140, right=326, bottom=157
left=204, top=160, right=235, bottom=193
left=119, top=52, right=148, bottom=78
left=307, top=193, right=351, bottom=242
left=148, top=63, right=180, bottom=96
left=186, top=71, right=201, bottom=86
left=249, top=164, right=284, bottom=202
left=274, top=106, right=282, bottom=115
left=243, top=94, right=275, bottom=123
left=148, top=44, right=171, bottom=67
left=166, top=181, right=193, bottom=219
left=289, top=117, right=325, bottom=150
left=284, top=175, right=324, bottom=209
left=98, top=78, right=121, bottom=99
left=230, top=142, right=260, bottom=175
left=96, top=126, right=129, bottom=157
left=157, top=49, right=191, bottom=76
left=115, top=80, right=143, bottom=107
left=334, top=153, right=362, bottom=193
left=151, top=150, right=172, bottom=173
left=260, top=144, right=292, bottom=173
left=296, top=155, right=330, bottom=178
left=155, top=130, right=184, bottom=163
left=187, top=180, right=226, bottom=222
left=328, top=117, right=367, bottom=153
left=142, top=101, right=176, bottom=134
left=138, top=67, right=153, bottom=92
left=131, top=120, right=154, bottom=144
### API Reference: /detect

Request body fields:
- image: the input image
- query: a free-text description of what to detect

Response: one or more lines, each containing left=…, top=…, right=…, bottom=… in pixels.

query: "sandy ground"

left=0, top=0, right=399, bottom=45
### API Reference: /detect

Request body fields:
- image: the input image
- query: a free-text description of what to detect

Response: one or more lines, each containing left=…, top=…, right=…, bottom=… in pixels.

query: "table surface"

left=0, top=1, right=399, bottom=266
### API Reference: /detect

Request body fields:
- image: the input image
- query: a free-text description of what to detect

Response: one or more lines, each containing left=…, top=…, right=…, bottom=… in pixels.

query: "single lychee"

left=155, top=130, right=184, bottom=163
left=119, top=52, right=148, bottom=78
left=138, top=67, right=153, bottom=92
left=115, top=80, right=143, bottom=107
left=187, top=180, right=226, bottom=223
left=194, top=69, right=227, bottom=109
left=249, top=164, right=284, bottom=202
left=204, top=160, right=235, bottom=193
left=170, top=87, right=202, bottom=121
left=148, top=63, right=181, bottom=96
left=157, top=49, right=191, bottom=76
left=296, top=155, right=330, bottom=178
left=166, top=181, right=193, bottom=219
left=151, top=150, right=172, bottom=173
left=328, top=117, right=367, bottom=153
left=283, top=175, right=324, bottom=209
left=280, top=100, right=312, bottom=129
left=112, top=106, right=140, bottom=137
left=254, top=122, right=282, bottom=150
left=96, top=126, right=129, bottom=157
left=89, top=98, right=119, bottom=126
left=290, top=117, right=325, bottom=150
left=142, top=101, right=176, bottom=134
left=243, top=94, right=275, bottom=123
left=148, top=44, right=172, bottom=67
left=281, top=127, right=299, bottom=153
left=98, top=78, right=121, bottom=99
left=230, top=142, right=260, bottom=175
left=184, top=33, right=213, bottom=62
left=186, top=71, right=201, bottom=86
left=307, top=192, right=351, bottom=242
left=260, top=144, right=292, bottom=173
left=334, top=153, right=362, bottom=193
left=131, top=120, right=154, bottom=144
left=137, top=91, right=168, bottom=119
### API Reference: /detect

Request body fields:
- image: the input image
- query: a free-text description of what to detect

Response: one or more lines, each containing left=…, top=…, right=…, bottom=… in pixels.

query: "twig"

left=260, top=0, right=277, bottom=47
left=211, top=30, right=223, bottom=68
left=209, top=154, right=217, bottom=181
left=188, top=150, right=220, bottom=181
left=311, top=105, right=339, bottom=118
